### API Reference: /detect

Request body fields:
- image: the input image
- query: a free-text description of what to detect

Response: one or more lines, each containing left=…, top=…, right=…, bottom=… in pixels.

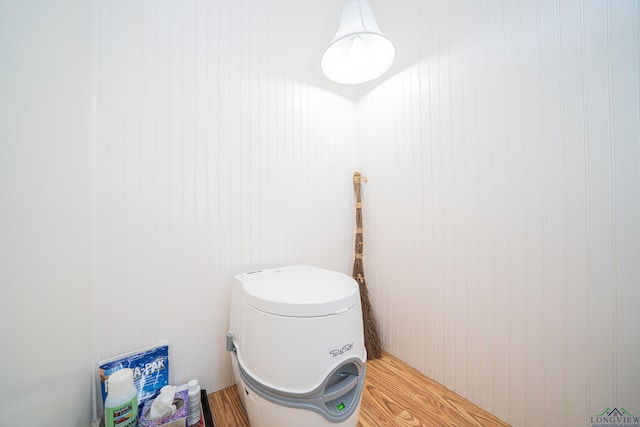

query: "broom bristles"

left=354, top=272, right=384, bottom=359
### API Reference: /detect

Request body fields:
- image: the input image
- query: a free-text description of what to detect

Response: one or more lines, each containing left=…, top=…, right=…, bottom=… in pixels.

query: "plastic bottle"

left=105, top=368, right=138, bottom=427
left=186, top=379, right=202, bottom=426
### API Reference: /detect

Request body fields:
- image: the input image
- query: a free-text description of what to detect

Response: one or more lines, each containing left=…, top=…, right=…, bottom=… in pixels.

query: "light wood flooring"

left=207, top=352, right=509, bottom=426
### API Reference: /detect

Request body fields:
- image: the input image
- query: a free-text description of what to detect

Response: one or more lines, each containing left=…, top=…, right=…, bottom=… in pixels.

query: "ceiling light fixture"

left=321, top=0, right=395, bottom=85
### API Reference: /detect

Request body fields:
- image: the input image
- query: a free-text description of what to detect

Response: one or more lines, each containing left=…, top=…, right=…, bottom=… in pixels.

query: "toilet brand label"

left=329, top=343, right=353, bottom=357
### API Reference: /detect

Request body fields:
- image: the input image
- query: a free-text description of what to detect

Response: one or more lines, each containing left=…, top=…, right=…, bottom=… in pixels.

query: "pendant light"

left=321, top=0, right=395, bottom=85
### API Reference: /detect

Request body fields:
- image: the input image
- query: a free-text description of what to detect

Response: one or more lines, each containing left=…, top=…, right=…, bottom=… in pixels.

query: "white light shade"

left=321, top=0, right=395, bottom=85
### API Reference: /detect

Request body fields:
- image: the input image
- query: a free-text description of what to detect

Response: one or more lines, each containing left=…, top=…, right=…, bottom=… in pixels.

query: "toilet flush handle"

left=226, top=332, right=236, bottom=353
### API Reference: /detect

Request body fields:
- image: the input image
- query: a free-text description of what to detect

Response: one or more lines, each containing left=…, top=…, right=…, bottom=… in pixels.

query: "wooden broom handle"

left=353, top=172, right=367, bottom=257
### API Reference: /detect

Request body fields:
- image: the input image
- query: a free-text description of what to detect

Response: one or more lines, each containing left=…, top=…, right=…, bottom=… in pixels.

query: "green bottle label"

left=105, top=397, right=138, bottom=427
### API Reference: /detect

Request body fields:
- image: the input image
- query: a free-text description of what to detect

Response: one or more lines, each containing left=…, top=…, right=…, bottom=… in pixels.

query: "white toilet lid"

left=234, top=265, right=360, bottom=317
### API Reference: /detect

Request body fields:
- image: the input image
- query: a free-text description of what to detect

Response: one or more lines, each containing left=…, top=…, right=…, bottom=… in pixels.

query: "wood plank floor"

left=207, top=352, right=509, bottom=426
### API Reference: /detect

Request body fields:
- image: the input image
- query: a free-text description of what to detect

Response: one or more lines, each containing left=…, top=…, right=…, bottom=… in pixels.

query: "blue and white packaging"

left=99, top=343, right=170, bottom=413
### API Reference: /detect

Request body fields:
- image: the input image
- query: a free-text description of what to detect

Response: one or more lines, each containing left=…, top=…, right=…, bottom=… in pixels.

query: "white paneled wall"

left=0, top=1, right=92, bottom=426
left=4, top=0, right=639, bottom=425
left=92, top=0, right=356, bottom=410
left=359, top=0, right=640, bottom=426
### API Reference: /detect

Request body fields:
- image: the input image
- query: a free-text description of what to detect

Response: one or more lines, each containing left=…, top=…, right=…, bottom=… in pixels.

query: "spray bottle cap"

left=107, top=368, right=135, bottom=398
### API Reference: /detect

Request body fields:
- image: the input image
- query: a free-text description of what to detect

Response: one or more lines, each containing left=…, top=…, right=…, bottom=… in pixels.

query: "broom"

left=352, top=171, right=383, bottom=360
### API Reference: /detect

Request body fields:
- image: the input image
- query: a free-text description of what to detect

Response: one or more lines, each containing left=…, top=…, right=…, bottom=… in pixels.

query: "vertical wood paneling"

left=93, top=0, right=356, bottom=397
left=359, top=1, right=640, bottom=426
left=610, top=0, right=640, bottom=409
left=560, top=0, right=590, bottom=423
left=503, top=2, right=528, bottom=424
left=91, top=1, right=639, bottom=426
left=583, top=0, right=616, bottom=416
